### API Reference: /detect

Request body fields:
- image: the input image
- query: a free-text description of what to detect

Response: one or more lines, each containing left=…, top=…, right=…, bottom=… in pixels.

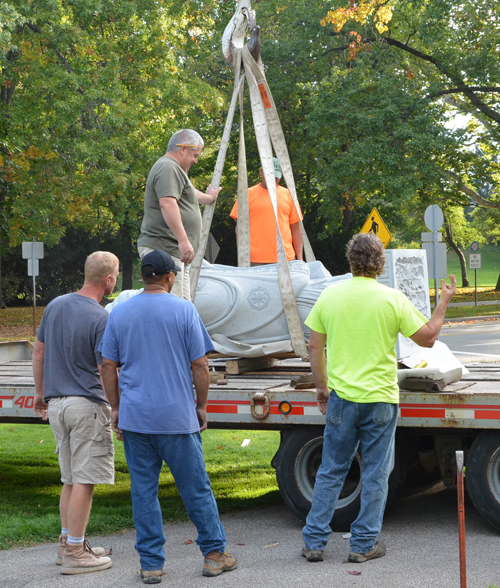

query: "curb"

left=444, top=315, right=500, bottom=324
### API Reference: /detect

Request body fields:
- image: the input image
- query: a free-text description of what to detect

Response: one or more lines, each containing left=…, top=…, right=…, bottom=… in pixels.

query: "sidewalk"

left=445, top=314, right=500, bottom=324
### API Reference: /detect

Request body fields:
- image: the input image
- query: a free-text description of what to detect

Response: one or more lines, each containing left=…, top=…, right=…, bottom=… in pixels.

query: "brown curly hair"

left=346, top=233, right=386, bottom=277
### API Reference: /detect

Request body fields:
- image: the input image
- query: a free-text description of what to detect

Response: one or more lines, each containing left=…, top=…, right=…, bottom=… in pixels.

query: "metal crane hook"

left=222, top=0, right=261, bottom=64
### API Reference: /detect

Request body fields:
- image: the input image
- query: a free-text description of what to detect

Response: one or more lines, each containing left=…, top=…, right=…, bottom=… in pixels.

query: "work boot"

left=348, top=541, right=386, bottom=563
left=202, top=551, right=237, bottom=577
left=60, top=540, right=112, bottom=574
left=301, top=546, right=324, bottom=562
left=140, top=568, right=165, bottom=584
left=56, top=534, right=107, bottom=565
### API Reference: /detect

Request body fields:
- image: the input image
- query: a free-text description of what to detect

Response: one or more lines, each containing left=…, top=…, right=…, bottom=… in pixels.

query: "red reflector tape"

left=475, top=410, right=500, bottom=420
left=207, top=405, right=238, bottom=414
left=400, top=408, right=446, bottom=419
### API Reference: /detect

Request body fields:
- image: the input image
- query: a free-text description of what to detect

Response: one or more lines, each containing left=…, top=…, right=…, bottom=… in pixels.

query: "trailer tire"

left=275, top=427, right=400, bottom=531
left=466, top=431, right=500, bottom=532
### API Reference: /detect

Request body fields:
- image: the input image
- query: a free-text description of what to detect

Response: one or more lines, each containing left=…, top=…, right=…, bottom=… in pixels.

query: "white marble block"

left=377, top=249, right=431, bottom=359
left=194, top=260, right=351, bottom=356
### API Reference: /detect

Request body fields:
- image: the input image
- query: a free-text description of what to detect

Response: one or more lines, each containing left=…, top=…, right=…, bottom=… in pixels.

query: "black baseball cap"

left=141, top=250, right=181, bottom=277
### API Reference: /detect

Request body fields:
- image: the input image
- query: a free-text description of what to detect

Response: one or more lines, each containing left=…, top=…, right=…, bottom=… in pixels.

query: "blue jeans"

left=302, top=390, right=398, bottom=554
left=123, top=431, right=226, bottom=570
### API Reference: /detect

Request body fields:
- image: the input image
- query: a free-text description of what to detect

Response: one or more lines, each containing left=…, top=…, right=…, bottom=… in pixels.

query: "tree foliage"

left=0, top=0, right=498, bottom=304
left=236, top=0, right=499, bottom=274
left=0, top=0, right=228, bottom=301
left=319, top=0, right=500, bottom=210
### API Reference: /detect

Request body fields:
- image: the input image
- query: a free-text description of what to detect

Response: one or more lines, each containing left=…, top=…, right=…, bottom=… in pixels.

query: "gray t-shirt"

left=37, top=293, right=109, bottom=404
left=137, top=155, right=202, bottom=257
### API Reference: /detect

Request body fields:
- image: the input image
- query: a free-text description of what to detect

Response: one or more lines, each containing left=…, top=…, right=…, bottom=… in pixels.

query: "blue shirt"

left=100, top=292, right=214, bottom=434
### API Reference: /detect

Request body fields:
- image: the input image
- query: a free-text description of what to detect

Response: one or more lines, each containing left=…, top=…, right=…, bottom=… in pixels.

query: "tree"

left=0, top=0, right=228, bottom=301
left=238, top=0, right=499, bottom=277
left=319, top=0, right=500, bottom=210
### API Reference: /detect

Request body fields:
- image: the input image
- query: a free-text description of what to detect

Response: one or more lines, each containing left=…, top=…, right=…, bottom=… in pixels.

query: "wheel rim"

left=294, top=437, right=362, bottom=508
left=488, top=446, right=500, bottom=504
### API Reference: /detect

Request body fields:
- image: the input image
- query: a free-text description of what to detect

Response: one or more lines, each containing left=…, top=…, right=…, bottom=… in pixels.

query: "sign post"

left=469, top=243, right=481, bottom=308
left=359, top=207, right=392, bottom=248
left=423, top=205, right=445, bottom=306
left=22, top=241, right=44, bottom=336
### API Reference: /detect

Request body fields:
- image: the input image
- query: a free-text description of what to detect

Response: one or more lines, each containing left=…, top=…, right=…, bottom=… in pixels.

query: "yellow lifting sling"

left=190, top=1, right=314, bottom=359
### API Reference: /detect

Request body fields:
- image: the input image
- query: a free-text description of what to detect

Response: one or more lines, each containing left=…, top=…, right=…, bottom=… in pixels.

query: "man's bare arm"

left=191, top=355, right=210, bottom=432
left=159, top=197, right=194, bottom=263
left=101, top=357, right=122, bottom=441
left=195, top=184, right=221, bottom=205
left=410, top=275, right=457, bottom=348
left=308, top=330, right=329, bottom=415
left=291, top=222, right=304, bottom=261
left=32, top=339, right=48, bottom=420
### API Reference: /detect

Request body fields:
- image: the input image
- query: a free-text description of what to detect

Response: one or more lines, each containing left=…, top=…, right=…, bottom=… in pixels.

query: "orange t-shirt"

left=230, top=184, right=303, bottom=263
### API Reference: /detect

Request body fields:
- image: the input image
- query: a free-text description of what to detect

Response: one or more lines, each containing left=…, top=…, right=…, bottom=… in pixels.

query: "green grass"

left=444, top=243, right=500, bottom=287
left=445, top=304, right=500, bottom=319
left=439, top=287, right=500, bottom=303
left=0, top=424, right=281, bottom=549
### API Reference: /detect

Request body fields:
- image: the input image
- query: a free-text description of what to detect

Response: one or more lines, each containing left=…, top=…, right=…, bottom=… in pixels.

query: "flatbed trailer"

left=1, top=341, right=500, bottom=533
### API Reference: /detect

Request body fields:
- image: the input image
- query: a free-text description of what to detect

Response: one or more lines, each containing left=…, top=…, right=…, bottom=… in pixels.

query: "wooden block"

left=399, top=378, right=447, bottom=392
left=225, top=357, right=279, bottom=375
left=291, top=373, right=316, bottom=390
left=208, top=351, right=297, bottom=360
left=209, top=371, right=225, bottom=384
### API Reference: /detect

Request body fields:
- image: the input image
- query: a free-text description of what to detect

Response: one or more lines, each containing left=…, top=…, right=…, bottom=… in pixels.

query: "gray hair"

left=167, top=129, right=204, bottom=152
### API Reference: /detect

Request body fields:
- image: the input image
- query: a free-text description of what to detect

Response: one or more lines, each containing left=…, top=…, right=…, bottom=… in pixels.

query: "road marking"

left=441, top=328, right=500, bottom=336
left=452, top=351, right=500, bottom=358
left=461, top=342, right=500, bottom=347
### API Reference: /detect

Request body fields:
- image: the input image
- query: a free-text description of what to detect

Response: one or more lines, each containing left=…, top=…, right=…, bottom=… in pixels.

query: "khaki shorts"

left=48, top=396, right=115, bottom=485
left=138, top=246, right=191, bottom=300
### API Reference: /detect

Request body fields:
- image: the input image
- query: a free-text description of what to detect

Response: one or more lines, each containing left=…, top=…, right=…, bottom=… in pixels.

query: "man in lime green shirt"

left=302, top=233, right=456, bottom=564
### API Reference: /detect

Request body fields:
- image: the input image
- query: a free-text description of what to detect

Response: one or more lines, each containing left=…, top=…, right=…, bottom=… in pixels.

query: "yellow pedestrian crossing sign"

left=360, top=207, right=391, bottom=248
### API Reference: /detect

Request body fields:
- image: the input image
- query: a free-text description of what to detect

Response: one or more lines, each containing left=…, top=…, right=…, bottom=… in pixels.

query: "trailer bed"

left=1, top=358, right=499, bottom=429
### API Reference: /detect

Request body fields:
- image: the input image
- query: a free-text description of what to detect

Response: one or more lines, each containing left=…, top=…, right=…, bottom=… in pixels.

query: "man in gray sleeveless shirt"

left=33, top=251, right=119, bottom=575
left=137, top=129, right=221, bottom=300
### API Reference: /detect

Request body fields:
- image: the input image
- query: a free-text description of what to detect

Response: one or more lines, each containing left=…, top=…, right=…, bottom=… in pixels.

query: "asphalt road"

left=440, top=319, right=500, bottom=363
left=1, top=485, right=499, bottom=588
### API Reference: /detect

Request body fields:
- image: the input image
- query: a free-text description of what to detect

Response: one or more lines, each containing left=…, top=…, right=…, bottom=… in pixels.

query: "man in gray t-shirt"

left=137, top=128, right=221, bottom=300
left=33, top=251, right=119, bottom=576
left=37, top=293, right=109, bottom=404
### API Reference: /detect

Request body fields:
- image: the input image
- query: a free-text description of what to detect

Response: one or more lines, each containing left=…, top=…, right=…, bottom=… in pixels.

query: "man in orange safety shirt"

left=230, top=158, right=304, bottom=265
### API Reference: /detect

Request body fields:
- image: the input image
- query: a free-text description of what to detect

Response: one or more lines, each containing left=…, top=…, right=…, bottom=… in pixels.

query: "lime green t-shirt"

left=305, top=277, right=427, bottom=404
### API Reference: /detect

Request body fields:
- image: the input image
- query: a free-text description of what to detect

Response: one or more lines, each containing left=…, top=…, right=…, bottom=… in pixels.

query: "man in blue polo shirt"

left=100, top=250, right=236, bottom=584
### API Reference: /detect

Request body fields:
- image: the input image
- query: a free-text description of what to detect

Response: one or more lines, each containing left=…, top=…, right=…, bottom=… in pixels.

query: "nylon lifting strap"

left=241, top=46, right=315, bottom=263
left=189, top=51, right=245, bottom=292
left=190, top=47, right=311, bottom=358
left=236, top=50, right=251, bottom=268
left=240, top=45, right=308, bottom=358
